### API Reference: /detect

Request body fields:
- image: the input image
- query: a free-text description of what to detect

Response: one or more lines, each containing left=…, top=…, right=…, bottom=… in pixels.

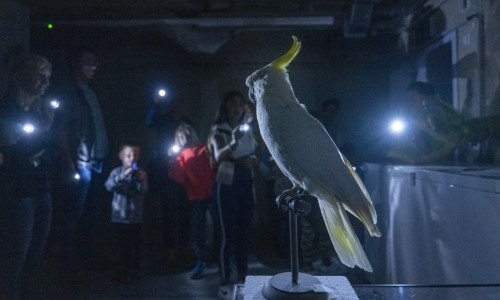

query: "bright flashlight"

left=74, top=173, right=80, bottom=180
left=50, top=99, right=60, bottom=109
left=22, top=123, right=35, bottom=134
left=239, top=123, right=250, bottom=132
left=389, top=119, right=406, bottom=134
left=169, top=144, right=181, bottom=156
left=158, top=89, right=167, bottom=97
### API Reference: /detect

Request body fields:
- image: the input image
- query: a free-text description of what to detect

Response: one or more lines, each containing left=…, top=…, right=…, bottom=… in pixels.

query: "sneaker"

left=190, top=260, right=206, bottom=280
left=236, top=272, right=246, bottom=284
left=319, top=256, right=349, bottom=275
left=301, top=263, right=314, bottom=273
left=321, top=257, right=332, bottom=267
left=218, top=284, right=233, bottom=300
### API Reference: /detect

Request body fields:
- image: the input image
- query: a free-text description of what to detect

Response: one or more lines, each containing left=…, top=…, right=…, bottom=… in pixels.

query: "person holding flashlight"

left=104, top=142, right=148, bottom=283
left=168, top=123, right=216, bottom=280
left=208, top=90, right=257, bottom=298
left=387, top=81, right=470, bottom=164
left=51, top=45, right=109, bottom=284
left=144, top=91, right=194, bottom=265
left=0, top=53, right=54, bottom=298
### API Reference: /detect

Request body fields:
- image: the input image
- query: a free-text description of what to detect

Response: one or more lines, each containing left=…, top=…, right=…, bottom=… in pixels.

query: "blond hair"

left=11, top=53, right=51, bottom=78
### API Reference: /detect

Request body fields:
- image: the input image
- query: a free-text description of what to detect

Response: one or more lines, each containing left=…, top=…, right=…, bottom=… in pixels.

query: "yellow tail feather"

left=319, top=199, right=373, bottom=272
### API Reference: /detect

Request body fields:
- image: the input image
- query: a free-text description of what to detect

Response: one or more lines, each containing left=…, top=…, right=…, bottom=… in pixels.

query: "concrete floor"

left=24, top=192, right=371, bottom=299
left=27, top=245, right=370, bottom=300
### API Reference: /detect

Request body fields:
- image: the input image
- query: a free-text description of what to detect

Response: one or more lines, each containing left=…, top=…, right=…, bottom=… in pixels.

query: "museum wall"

left=392, top=0, right=500, bottom=119
left=483, top=0, right=500, bottom=115
left=29, top=25, right=399, bottom=165
left=4, top=0, right=499, bottom=165
left=0, top=0, right=30, bottom=94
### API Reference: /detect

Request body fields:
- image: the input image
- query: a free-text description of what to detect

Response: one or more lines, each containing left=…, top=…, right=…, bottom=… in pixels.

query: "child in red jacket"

left=169, top=123, right=215, bottom=279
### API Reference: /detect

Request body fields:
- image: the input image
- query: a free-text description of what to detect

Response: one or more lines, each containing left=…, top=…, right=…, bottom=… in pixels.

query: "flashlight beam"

left=22, top=123, right=35, bottom=134
left=50, top=100, right=60, bottom=109
left=389, top=119, right=406, bottom=134
left=240, top=124, right=250, bottom=132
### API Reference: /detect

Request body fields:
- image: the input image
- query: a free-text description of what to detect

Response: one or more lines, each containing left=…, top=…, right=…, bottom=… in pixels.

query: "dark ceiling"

left=27, top=0, right=426, bottom=53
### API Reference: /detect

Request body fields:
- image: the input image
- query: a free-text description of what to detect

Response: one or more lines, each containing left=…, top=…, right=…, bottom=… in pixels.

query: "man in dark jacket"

left=52, top=46, right=109, bottom=283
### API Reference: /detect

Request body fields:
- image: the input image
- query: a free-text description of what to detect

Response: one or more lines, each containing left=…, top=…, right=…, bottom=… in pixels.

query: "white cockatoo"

left=245, top=36, right=381, bottom=272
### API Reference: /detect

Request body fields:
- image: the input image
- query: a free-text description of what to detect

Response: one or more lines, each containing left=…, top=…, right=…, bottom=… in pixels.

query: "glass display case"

left=232, top=164, right=500, bottom=299
left=234, top=282, right=500, bottom=299
left=361, top=163, right=500, bottom=285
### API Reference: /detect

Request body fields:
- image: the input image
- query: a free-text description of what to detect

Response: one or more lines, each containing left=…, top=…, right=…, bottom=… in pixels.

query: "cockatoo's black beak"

left=248, top=89, right=256, bottom=103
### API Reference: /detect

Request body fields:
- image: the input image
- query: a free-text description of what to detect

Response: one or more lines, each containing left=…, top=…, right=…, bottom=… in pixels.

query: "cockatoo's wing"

left=261, top=92, right=378, bottom=232
left=264, top=102, right=378, bottom=271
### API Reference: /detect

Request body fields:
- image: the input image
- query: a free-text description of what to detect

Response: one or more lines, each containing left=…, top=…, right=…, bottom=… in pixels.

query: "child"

left=169, top=123, right=215, bottom=279
left=104, top=142, right=148, bottom=283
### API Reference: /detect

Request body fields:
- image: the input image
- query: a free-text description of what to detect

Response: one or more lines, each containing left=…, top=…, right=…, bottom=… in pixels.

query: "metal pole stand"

left=262, top=190, right=329, bottom=300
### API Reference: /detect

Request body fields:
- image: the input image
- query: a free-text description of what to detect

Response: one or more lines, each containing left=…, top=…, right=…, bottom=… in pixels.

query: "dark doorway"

left=426, top=41, right=453, bottom=106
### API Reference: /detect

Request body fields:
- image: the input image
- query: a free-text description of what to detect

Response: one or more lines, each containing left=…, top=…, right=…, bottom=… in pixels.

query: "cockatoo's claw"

left=276, top=188, right=313, bottom=216
left=275, top=187, right=300, bottom=211
left=296, top=187, right=308, bottom=196
left=289, top=195, right=311, bottom=216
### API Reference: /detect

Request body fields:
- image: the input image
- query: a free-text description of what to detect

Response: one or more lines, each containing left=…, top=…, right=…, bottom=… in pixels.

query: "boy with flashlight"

left=104, top=142, right=148, bottom=283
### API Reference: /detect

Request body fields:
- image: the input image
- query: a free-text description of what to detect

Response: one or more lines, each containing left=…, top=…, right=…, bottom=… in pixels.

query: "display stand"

left=261, top=190, right=329, bottom=300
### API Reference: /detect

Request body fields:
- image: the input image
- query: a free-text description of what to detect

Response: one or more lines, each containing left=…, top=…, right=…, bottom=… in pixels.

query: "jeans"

left=0, top=193, right=52, bottom=298
left=114, top=223, right=142, bottom=274
left=189, top=198, right=214, bottom=261
left=59, top=164, right=102, bottom=276
left=161, top=179, right=190, bottom=251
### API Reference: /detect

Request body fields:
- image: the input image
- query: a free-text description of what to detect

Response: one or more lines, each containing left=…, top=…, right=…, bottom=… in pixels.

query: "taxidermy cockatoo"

left=245, top=36, right=381, bottom=272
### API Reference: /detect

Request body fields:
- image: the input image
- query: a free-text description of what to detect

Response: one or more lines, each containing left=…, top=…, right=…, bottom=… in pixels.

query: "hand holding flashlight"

left=22, top=123, right=35, bottom=134
left=131, top=160, right=139, bottom=171
left=120, top=161, right=139, bottom=183
left=168, top=144, right=181, bottom=157
left=230, top=124, right=248, bottom=148
left=239, top=123, right=250, bottom=132
left=153, top=89, right=168, bottom=104
left=389, top=118, right=406, bottom=135
left=49, top=99, right=60, bottom=109
left=0, top=122, right=32, bottom=147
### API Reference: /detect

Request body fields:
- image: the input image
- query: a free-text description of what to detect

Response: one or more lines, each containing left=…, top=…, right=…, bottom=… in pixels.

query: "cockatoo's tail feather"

left=269, top=36, right=301, bottom=70
left=320, top=199, right=373, bottom=272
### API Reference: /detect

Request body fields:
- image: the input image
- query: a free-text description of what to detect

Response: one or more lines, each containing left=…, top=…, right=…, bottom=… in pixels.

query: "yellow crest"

left=269, top=36, right=301, bottom=70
